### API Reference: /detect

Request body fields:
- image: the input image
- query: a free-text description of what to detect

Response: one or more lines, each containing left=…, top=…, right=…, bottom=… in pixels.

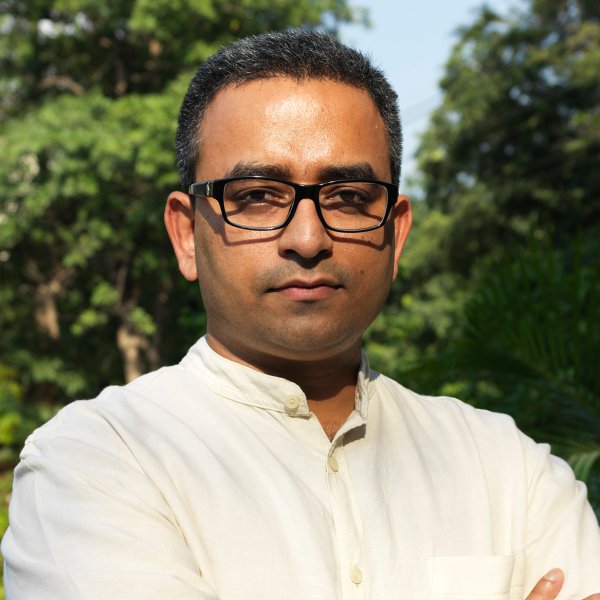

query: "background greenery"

left=0, top=0, right=599, bottom=584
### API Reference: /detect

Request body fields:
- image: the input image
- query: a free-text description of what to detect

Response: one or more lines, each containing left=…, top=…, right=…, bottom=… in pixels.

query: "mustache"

left=255, top=263, right=353, bottom=290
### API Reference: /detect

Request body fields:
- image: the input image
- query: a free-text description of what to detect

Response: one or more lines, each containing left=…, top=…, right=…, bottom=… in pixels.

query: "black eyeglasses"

left=188, top=176, right=398, bottom=233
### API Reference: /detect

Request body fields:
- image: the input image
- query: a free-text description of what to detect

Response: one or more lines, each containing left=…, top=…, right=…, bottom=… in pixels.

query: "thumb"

left=526, top=569, right=564, bottom=600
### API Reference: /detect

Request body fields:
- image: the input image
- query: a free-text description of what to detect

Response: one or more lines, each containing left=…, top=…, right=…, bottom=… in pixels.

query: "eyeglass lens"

left=222, top=178, right=388, bottom=231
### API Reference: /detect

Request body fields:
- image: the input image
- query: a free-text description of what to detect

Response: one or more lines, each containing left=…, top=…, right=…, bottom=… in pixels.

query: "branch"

left=39, top=75, right=85, bottom=96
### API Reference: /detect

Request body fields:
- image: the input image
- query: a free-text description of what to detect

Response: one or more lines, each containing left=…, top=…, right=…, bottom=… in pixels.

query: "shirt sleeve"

left=1, top=420, right=220, bottom=600
left=523, top=436, right=600, bottom=598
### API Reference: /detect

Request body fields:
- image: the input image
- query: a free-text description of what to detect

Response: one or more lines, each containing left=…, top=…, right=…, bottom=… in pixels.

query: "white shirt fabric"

left=3, top=336, right=600, bottom=599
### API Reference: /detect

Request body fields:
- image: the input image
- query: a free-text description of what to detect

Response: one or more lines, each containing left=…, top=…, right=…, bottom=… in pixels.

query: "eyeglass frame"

left=188, top=176, right=399, bottom=233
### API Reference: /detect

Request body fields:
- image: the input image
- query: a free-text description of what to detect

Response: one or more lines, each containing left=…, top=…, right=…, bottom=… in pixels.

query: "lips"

left=269, top=278, right=342, bottom=301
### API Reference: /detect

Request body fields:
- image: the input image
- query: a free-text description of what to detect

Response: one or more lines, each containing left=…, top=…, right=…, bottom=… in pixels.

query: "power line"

left=401, top=94, right=441, bottom=125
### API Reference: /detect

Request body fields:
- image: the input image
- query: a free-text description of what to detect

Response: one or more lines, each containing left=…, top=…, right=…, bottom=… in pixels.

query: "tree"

left=0, top=0, right=361, bottom=117
left=0, top=0, right=364, bottom=459
left=416, top=0, right=600, bottom=277
left=373, top=0, right=600, bottom=379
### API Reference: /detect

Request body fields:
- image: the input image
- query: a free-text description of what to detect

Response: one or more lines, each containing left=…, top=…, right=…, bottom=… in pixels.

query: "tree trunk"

left=26, top=260, right=73, bottom=341
left=116, top=323, right=148, bottom=382
left=33, top=280, right=61, bottom=340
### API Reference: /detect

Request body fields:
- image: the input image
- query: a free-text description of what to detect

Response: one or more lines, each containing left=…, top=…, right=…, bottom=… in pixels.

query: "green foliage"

left=417, top=0, right=600, bottom=275
left=0, top=470, right=13, bottom=600
left=0, top=365, right=55, bottom=468
left=0, top=0, right=364, bottom=118
left=0, top=86, right=197, bottom=402
left=407, top=1, right=600, bottom=387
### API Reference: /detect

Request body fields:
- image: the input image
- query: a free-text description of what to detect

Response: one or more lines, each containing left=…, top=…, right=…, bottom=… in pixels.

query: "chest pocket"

left=426, top=555, right=521, bottom=600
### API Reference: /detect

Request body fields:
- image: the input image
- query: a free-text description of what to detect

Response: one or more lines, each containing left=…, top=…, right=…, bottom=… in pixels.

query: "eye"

left=335, top=189, right=372, bottom=204
left=225, top=180, right=292, bottom=208
left=323, top=186, right=375, bottom=207
left=237, top=188, right=279, bottom=205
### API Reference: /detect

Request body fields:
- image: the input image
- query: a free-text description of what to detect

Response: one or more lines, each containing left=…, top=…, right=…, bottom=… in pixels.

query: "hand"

left=525, top=568, right=600, bottom=600
left=526, top=569, right=563, bottom=600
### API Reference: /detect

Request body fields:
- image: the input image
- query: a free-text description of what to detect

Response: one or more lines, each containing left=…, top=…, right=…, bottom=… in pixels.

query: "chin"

left=263, top=328, right=362, bottom=361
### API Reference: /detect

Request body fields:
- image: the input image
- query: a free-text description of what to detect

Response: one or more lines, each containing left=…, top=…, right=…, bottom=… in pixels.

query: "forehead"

left=196, top=77, right=390, bottom=181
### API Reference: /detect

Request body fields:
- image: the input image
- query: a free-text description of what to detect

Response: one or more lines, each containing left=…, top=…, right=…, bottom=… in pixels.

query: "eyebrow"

left=224, top=161, right=379, bottom=182
left=318, top=163, right=377, bottom=181
left=226, top=162, right=290, bottom=179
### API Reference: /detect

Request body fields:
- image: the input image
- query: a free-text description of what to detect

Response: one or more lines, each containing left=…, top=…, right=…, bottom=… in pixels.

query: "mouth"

left=269, top=278, right=342, bottom=301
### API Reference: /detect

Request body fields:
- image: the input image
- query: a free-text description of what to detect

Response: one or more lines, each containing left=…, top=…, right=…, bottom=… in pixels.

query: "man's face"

left=166, top=77, right=411, bottom=370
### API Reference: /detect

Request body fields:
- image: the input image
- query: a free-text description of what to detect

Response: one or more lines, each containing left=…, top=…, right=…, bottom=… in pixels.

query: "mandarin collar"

left=180, top=336, right=372, bottom=420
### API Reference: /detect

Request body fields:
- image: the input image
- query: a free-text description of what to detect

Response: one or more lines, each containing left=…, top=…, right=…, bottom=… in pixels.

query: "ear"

left=164, top=191, right=198, bottom=281
left=391, top=195, right=412, bottom=281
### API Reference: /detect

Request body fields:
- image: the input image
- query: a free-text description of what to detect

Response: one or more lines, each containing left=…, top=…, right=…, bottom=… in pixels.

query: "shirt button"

left=285, top=396, right=299, bottom=411
left=327, top=455, right=339, bottom=472
left=350, top=565, right=363, bottom=585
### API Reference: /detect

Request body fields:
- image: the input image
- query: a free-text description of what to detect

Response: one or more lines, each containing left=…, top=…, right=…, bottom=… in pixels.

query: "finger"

left=525, top=569, right=564, bottom=600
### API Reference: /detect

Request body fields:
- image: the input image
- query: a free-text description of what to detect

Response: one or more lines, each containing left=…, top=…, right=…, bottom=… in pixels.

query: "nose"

left=277, top=197, right=333, bottom=260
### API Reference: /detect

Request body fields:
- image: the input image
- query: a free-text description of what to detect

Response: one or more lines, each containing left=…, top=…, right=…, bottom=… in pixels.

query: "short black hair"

left=176, top=29, right=402, bottom=189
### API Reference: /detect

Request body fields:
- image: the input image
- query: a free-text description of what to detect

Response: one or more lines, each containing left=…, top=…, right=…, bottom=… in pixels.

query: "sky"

left=339, top=0, right=522, bottom=185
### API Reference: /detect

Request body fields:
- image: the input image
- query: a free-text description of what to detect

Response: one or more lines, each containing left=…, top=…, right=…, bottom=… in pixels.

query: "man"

left=2, top=30, right=600, bottom=599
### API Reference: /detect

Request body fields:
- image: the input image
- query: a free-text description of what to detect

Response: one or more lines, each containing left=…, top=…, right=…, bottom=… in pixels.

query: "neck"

left=206, top=333, right=360, bottom=436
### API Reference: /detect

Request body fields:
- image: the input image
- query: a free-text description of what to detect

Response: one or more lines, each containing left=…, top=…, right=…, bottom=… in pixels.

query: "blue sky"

left=340, top=0, right=521, bottom=185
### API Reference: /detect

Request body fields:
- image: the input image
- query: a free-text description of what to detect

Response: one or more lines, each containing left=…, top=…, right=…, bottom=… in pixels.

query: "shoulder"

left=369, top=371, right=558, bottom=479
left=23, top=361, right=203, bottom=455
left=369, top=373, right=597, bottom=519
left=372, top=371, right=519, bottom=437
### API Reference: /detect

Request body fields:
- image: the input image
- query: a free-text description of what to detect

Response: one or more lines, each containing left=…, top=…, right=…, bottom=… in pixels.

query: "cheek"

left=194, top=224, right=270, bottom=298
left=346, top=229, right=395, bottom=281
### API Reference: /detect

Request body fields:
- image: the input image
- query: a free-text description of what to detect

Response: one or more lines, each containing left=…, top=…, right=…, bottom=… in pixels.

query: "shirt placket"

left=327, top=417, right=367, bottom=599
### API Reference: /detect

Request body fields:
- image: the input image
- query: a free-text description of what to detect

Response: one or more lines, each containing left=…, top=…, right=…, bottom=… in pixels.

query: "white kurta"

left=3, top=336, right=600, bottom=599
